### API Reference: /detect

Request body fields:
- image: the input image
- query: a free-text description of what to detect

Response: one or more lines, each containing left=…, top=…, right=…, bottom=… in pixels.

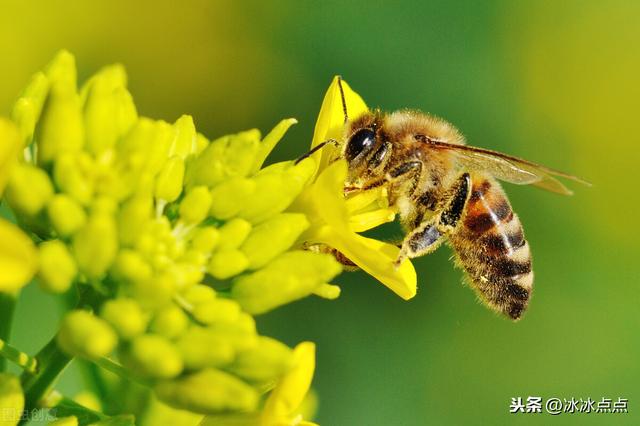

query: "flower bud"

left=207, top=250, right=249, bottom=280
left=124, top=334, right=183, bottom=379
left=47, top=194, right=87, bottom=237
left=237, top=159, right=315, bottom=224
left=0, top=220, right=37, bottom=293
left=313, top=283, right=341, bottom=300
left=176, top=327, right=234, bottom=370
left=53, top=153, right=94, bottom=205
left=170, top=115, right=196, bottom=159
left=232, top=251, right=342, bottom=314
left=91, top=195, right=118, bottom=216
left=209, top=178, right=256, bottom=220
left=228, top=337, right=293, bottom=384
left=185, top=129, right=261, bottom=188
left=142, top=396, right=203, bottom=426
left=0, top=119, right=22, bottom=195
left=72, top=213, right=118, bottom=279
left=126, top=273, right=176, bottom=310
left=217, top=218, right=251, bottom=251
left=150, top=305, right=188, bottom=339
left=83, top=65, right=132, bottom=155
left=11, top=71, right=49, bottom=143
left=179, top=186, right=212, bottom=224
left=235, top=313, right=257, bottom=334
left=57, top=310, right=117, bottom=359
left=100, top=298, right=147, bottom=340
left=154, top=156, right=184, bottom=202
left=5, top=163, right=54, bottom=216
left=168, top=261, right=203, bottom=290
left=111, top=249, right=153, bottom=284
left=0, top=373, right=24, bottom=426
left=194, top=133, right=209, bottom=155
left=37, top=51, right=84, bottom=164
left=38, top=240, right=76, bottom=293
left=192, top=299, right=241, bottom=325
left=182, top=284, right=217, bottom=305
left=117, top=195, right=153, bottom=246
left=240, top=213, right=309, bottom=269
left=115, top=88, right=138, bottom=135
left=117, top=118, right=173, bottom=178
left=155, top=368, right=258, bottom=414
left=205, top=319, right=257, bottom=353
left=189, top=227, right=220, bottom=254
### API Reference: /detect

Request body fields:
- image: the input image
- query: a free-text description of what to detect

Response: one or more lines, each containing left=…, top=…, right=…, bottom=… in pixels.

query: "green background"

left=2, top=1, right=638, bottom=424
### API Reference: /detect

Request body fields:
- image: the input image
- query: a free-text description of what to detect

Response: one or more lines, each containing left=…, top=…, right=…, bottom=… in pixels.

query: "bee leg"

left=303, top=242, right=360, bottom=271
left=438, top=172, right=471, bottom=231
left=395, top=173, right=471, bottom=266
left=396, top=217, right=444, bottom=266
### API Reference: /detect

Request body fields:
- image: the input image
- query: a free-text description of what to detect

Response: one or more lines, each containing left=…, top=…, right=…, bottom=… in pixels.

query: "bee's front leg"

left=396, top=173, right=471, bottom=266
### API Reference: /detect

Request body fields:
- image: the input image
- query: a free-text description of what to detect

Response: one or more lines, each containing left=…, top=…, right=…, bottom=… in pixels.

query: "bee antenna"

left=337, top=76, right=349, bottom=123
left=294, top=139, right=338, bottom=165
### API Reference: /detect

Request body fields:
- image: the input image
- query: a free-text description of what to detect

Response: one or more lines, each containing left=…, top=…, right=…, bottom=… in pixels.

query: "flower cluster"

left=0, top=52, right=416, bottom=426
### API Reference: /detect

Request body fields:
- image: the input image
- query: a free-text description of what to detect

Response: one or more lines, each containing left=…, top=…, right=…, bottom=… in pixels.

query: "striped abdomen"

left=449, top=175, right=533, bottom=320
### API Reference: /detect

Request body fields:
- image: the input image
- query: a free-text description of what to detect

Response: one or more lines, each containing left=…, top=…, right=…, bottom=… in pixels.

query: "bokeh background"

left=2, top=1, right=639, bottom=424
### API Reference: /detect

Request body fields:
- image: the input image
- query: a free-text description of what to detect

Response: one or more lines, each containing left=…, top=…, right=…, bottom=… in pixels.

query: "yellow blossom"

left=261, top=342, right=317, bottom=426
left=290, top=76, right=417, bottom=299
left=309, top=76, right=367, bottom=173
left=2, top=52, right=420, bottom=423
left=199, top=342, right=318, bottom=426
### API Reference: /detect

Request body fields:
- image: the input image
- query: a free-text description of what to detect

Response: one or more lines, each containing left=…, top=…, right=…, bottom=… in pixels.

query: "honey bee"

left=306, top=78, right=588, bottom=320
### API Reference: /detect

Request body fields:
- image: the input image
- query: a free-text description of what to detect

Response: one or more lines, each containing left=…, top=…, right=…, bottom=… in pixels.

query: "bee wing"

left=425, top=139, right=590, bottom=195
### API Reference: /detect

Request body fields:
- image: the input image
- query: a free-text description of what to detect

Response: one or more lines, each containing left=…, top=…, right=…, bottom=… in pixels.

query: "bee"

left=304, top=78, right=588, bottom=320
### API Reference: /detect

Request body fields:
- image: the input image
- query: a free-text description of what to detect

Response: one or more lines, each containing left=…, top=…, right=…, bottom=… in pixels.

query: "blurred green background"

left=2, top=0, right=639, bottom=424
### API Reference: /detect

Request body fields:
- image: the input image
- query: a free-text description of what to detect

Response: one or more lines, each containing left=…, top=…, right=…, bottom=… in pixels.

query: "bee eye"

left=345, top=128, right=376, bottom=161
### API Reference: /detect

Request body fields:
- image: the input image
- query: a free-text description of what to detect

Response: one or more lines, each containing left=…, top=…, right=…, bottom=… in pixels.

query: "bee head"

left=343, top=111, right=384, bottom=163
left=345, top=127, right=377, bottom=162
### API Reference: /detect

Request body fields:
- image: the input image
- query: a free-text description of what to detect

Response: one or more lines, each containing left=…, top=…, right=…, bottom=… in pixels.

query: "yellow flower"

left=309, top=77, right=367, bottom=174
left=199, top=342, right=318, bottom=426
left=260, top=342, right=317, bottom=426
left=0, top=118, right=37, bottom=294
left=291, top=77, right=417, bottom=300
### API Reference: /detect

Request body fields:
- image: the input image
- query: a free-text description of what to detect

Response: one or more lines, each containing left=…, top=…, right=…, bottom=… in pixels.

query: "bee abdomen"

left=450, top=176, right=533, bottom=320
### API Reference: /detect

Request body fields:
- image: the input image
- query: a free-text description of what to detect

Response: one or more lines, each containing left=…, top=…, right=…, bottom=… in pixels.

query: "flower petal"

left=253, top=118, right=298, bottom=173
left=291, top=160, right=416, bottom=300
left=290, top=160, right=350, bottom=233
left=0, top=219, right=37, bottom=293
left=262, top=342, right=316, bottom=422
left=349, top=208, right=396, bottom=233
left=310, top=77, right=368, bottom=174
left=345, top=186, right=389, bottom=214
left=307, top=160, right=350, bottom=231
left=313, top=226, right=417, bottom=300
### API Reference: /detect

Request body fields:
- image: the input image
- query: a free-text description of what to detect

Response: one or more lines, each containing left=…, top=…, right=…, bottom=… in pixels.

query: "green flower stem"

left=78, top=360, right=109, bottom=404
left=0, top=292, right=17, bottom=372
left=0, top=337, right=38, bottom=373
left=93, top=356, right=153, bottom=388
left=19, top=334, right=73, bottom=424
